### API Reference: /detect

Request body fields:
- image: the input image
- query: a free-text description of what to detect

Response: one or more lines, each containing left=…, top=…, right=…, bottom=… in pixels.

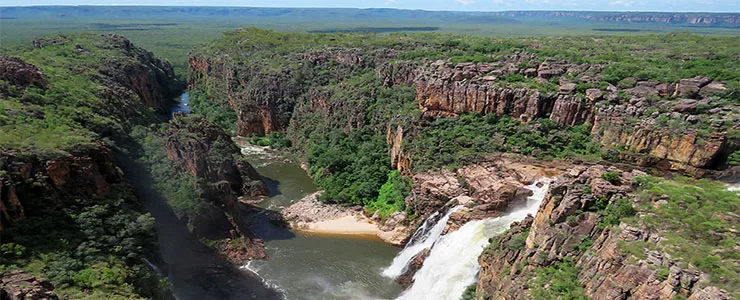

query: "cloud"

left=610, top=0, right=636, bottom=7
left=455, top=0, right=475, bottom=5
left=384, top=0, right=399, bottom=5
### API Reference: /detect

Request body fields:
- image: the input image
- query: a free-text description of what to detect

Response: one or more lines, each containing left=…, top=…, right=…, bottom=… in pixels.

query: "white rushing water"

left=382, top=206, right=462, bottom=278
left=397, top=178, right=553, bottom=300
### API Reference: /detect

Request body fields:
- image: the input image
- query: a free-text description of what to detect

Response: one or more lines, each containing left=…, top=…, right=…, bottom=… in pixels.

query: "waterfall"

left=382, top=206, right=462, bottom=278
left=397, top=178, right=553, bottom=300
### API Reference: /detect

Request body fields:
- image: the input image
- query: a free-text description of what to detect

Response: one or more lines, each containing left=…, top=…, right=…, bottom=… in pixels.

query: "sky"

left=0, top=0, right=738, bottom=12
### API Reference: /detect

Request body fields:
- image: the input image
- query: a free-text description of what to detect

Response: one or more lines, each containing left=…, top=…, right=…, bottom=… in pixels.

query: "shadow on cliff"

left=114, top=152, right=281, bottom=300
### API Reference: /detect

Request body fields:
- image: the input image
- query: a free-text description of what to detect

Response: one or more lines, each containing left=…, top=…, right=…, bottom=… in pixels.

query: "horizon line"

left=0, top=5, right=738, bottom=14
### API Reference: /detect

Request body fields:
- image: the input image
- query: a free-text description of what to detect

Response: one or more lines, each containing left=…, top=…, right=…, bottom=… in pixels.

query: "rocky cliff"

left=410, top=58, right=737, bottom=176
left=0, top=145, right=121, bottom=232
left=0, top=270, right=58, bottom=300
left=1, top=35, right=181, bottom=232
left=164, top=113, right=269, bottom=260
left=475, top=166, right=732, bottom=299
left=189, top=31, right=738, bottom=177
left=0, top=34, right=182, bottom=298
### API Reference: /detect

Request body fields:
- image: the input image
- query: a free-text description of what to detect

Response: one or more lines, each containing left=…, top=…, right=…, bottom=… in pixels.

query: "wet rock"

left=396, top=249, right=430, bottom=287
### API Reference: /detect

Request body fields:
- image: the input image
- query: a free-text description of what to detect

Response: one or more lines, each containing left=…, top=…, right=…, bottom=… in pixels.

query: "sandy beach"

left=296, top=215, right=382, bottom=235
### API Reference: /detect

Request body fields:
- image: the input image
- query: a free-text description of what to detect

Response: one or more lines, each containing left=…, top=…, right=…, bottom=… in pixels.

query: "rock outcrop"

left=410, top=59, right=736, bottom=176
left=0, top=56, right=46, bottom=96
left=0, top=146, right=122, bottom=232
left=0, top=270, right=58, bottom=300
left=474, top=165, right=730, bottom=299
left=164, top=113, right=268, bottom=260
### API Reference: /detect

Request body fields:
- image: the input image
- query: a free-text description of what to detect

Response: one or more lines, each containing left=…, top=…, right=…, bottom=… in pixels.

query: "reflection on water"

left=172, top=93, right=190, bottom=115
left=240, top=144, right=404, bottom=300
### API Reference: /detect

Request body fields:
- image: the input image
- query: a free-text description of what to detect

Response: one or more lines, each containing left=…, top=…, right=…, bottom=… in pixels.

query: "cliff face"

left=0, top=34, right=183, bottom=298
left=475, top=166, right=730, bottom=299
left=188, top=31, right=737, bottom=178
left=0, top=36, right=181, bottom=232
left=410, top=59, right=736, bottom=175
left=164, top=113, right=268, bottom=260
left=0, top=146, right=122, bottom=232
left=95, top=34, right=180, bottom=113
left=187, top=55, right=298, bottom=136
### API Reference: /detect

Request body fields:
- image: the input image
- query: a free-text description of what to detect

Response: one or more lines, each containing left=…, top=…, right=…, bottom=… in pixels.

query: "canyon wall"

left=164, top=113, right=268, bottom=260
left=475, top=166, right=730, bottom=299
left=410, top=60, right=736, bottom=176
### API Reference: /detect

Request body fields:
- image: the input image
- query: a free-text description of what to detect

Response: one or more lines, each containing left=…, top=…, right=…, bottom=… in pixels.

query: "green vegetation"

left=408, top=114, right=602, bottom=171
left=0, top=34, right=181, bottom=298
left=505, top=231, right=529, bottom=251
left=367, top=170, right=412, bottom=218
left=129, top=125, right=209, bottom=218
left=4, top=7, right=736, bottom=78
left=0, top=186, right=164, bottom=299
left=600, top=172, right=621, bottom=185
left=597, top=198, right=636, bottom=229
left=623, top=176, right=740, bottom=297
left=460, top=284, right=479, bottom=300
left=531, top=260, right=589, bottom=300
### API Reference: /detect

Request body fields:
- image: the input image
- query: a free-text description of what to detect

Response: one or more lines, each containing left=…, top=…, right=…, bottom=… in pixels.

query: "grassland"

left=1, top=6, right=737, bottom=77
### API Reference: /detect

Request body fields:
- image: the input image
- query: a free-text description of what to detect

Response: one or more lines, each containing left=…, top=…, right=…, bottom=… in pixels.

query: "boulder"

left=673, top=99, right=699, bottom=113
left=396, top=249, right=431, bottom=287
left=699, top=82, right=727, bottom=97
left=676, top=76, right=712, bottom=98
left=586, top=88, right=603, bottom=101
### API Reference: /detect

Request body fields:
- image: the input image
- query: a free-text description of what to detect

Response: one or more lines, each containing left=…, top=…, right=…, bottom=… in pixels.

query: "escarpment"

left=475, top=166, right=733, bottom=299
left=0, top=145, right=123, bottom=232
left=189, top=30, right=738, bottom=177
left=1, top=35, right=181, bottom=232
left=0, top=34, right=185, bottom=298
left=164, top=113, right=269, bottom=260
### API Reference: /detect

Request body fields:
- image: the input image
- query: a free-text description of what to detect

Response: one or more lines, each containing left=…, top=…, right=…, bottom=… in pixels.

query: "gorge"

left=1, top=21, right=738, bottom=300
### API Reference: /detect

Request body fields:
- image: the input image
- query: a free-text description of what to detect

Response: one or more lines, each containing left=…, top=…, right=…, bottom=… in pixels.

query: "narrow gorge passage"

left=116, top=93, right=280, bottom=300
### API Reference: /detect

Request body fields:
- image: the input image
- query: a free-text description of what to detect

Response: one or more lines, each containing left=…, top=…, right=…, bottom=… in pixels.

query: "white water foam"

left=240, top=261, right=287, bottom=297
left=397, top=178, right=553, bottom=300
left=382, top=206, right=462, bottom=278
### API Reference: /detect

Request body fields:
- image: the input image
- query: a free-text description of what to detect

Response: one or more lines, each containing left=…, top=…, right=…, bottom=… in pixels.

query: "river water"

left=239, top=144, right=404, bottom=300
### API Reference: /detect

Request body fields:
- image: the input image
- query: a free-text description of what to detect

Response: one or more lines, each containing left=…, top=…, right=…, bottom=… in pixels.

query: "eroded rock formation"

left=0, top=270, right=58, bottom=300
left=474, top=165, right=730, bottom=299
left=164, top=113, right=268, bottom=260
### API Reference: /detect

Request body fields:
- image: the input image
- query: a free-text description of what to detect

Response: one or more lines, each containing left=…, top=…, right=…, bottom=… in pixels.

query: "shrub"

left=599, top=198, right=636, bottom=228
left=601, top=172, right=621, bottom=185
left=530, top=260, right=588, bottom=300
left=366, top=170, right=411, bottom=217
left=504, top=232, right=528, bottom=251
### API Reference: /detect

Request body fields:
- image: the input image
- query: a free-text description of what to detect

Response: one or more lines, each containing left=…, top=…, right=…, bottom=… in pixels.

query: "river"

left=239, top=144, right=404, bottom=300
left=162, top=93, right=402, bottom=300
